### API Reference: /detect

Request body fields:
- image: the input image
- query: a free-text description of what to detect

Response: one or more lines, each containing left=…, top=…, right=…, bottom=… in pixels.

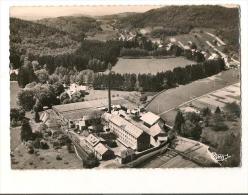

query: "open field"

left=11, top=144, right=83, bottom=169
left=163, top=82, right=240, bottom=126
left=85, top=89, right=140, bottom=101
left=146, top=68, right=240, bottom=125
left=85, top=89, right=144, bottom=106
left=10, top=81, right=20, bottom=108
left=110, top=57, right=196, bottom=74
left=10, top=113, right=84, bottom=169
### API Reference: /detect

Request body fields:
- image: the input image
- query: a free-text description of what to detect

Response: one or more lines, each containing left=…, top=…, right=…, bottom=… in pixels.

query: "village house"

left=115, top=148, right=135, bottom=164
left=148, top=122, right=168, bottom=147
left=85, top=134, right=101, bottom=151
left=94, top=143, right=114, bottom=160
left=82, top=134, right=114, bottom=160
left=66, top=83, right=88, bottom=97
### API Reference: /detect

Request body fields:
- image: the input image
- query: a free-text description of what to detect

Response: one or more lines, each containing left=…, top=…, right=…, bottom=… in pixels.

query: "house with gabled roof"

left=94, top=143, right=114, bottom=160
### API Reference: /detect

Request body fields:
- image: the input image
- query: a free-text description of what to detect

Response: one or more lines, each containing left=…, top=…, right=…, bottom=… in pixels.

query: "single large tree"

left=17, top=89, right=35, bottom=111
left=17, top=58, right=36, bottom=88
left=20, top=119, right=33, bottom=142
left=35, top=69, right=49, bottom=84
left=173, top=110, right=185, bottom=134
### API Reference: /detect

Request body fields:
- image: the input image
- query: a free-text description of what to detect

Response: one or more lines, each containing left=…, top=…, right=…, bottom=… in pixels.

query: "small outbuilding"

left=94, top=143, right=114, bottom=160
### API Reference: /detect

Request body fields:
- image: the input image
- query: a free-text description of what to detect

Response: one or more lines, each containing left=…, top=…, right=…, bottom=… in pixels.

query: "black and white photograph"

left=1, top=0, right=248, bottom=194
left=9, top=4, right=241, bottom=169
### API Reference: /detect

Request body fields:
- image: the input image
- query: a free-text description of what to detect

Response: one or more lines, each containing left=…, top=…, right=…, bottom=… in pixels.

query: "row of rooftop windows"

left=110, top=122, right=136, bottom=142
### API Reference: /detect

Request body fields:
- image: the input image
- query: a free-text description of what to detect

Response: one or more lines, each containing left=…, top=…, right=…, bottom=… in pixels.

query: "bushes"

left=106, top=140, right=118, bottom=148
left=56, top=154, right=62, bottom=160
left=212, top=121, right=229, bottom=131
left=83, top=153, right=99, bottom=168
left=52, top=132, right=71, bottom=149
left=10, top=107, right=25, bottom=127
left=174, top=111, right=202, bottom=140
left=201, top=107, right=211, bottom=116
left=17, top=89, right=36, bottom=111
left=224, top=102, right=241, bottom=117
left=120, top=48, right=149, bottom=57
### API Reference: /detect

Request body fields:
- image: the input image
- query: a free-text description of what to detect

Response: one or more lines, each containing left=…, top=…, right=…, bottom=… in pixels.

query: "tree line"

left=93, top=73, right=137, bottom=91
left=93, top=58, right=225, bottom=92
left=119, top=44, right=205, bottom=63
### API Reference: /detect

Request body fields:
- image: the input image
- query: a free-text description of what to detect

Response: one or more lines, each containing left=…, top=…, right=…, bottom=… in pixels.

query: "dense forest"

left=10, top=5, right=239, bottom=72
left=10, top=18, right=80, bottom=69
left=10, top=5, right=233, bottom=95
left=117, top=5, right=240, bottom=50
left=37, top=16, right=102, bottom=40
left=10, top=17, right=120, bottom=72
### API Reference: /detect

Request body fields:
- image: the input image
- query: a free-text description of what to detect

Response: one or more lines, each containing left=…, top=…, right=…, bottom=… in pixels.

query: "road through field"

left=146, top=69, right=240, bottom=122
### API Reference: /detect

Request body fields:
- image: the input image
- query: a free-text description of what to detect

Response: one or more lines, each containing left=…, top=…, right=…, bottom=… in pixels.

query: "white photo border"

left=0, top=0, right=247, bottom=193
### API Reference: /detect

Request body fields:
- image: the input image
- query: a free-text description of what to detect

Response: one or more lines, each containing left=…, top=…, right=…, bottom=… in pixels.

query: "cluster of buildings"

left=50, top=97, right=169, bottom=164
left=118, top=31, right=137, bottom=41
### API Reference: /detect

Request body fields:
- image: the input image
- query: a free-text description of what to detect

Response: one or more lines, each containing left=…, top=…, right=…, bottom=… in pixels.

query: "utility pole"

left=108, top=63, right=112, bottom=113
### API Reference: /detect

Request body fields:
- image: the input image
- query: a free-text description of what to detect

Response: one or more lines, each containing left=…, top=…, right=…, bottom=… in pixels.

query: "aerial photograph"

left=9, top=5, right=241, bottom=169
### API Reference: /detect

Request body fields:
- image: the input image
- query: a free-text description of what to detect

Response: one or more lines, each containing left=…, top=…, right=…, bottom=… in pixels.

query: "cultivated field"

left=146, top=68, right=240, bottom=125
left=10, top=81, right=20, bottom=108
left=110, top=57, right=196, bottom=74
left=162, top=82, right=240, bottom=126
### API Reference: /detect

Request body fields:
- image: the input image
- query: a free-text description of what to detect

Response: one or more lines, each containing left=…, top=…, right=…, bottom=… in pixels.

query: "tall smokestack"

left=108, top=63, right=112, bottom=113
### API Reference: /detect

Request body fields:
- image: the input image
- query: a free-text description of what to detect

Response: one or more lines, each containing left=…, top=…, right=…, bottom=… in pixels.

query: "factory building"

left=107, top=115, right=150, bottom=152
